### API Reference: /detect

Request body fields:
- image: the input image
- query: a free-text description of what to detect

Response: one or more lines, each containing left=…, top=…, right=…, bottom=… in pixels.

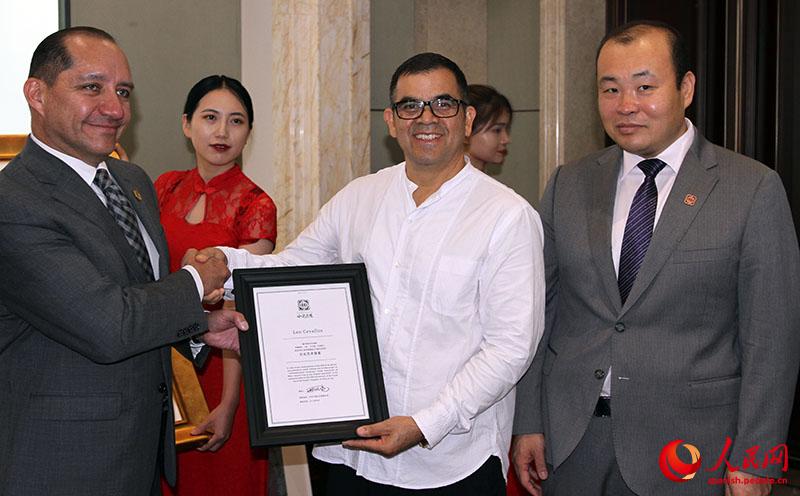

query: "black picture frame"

left=234, top=263, right=389, bottom=447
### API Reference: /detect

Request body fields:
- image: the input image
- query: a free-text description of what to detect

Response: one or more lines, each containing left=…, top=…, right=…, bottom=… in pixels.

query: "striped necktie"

left=93, top=169, right=154, bottom=281
left=618, top=158, right=666, bottom=305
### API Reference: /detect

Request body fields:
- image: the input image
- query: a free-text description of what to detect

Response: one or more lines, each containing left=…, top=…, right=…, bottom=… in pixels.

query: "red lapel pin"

left=684, top=194, right=697, bottom=206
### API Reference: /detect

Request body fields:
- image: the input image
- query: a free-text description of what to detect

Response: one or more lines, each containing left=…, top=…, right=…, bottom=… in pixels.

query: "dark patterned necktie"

left=93, top=169, right=154, bottom=281
left=618, top=158, right=667, bottom=305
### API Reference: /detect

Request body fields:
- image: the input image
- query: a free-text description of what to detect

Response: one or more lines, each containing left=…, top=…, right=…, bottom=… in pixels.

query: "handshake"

left=181, top=247, right=248, bottom=354
left=181, top=247, right=230, bottom=304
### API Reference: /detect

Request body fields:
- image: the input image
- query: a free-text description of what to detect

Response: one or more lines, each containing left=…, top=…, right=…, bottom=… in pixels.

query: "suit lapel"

left=589, top=146, right=624, bottom=312
left=19, top=140, right=152, bottom=282
left=620, top=135, right=719, bottom=313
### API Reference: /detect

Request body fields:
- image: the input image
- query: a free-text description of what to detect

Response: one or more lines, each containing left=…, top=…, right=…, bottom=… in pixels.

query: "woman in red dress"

left=156, top=75, right=276, bottom=495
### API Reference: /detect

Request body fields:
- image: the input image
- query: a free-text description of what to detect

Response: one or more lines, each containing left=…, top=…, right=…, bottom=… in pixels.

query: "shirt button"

left=158, top=382, right=168, bottom=394
left=384, top=308, right=391, bottom=314
left=614, top=322, right=625, bottom=333
left=594, top=369, right=606, bottom=379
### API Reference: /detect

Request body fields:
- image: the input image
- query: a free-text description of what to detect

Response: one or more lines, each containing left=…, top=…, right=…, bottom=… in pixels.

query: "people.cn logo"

left=659, top=439, right=702, bottom=482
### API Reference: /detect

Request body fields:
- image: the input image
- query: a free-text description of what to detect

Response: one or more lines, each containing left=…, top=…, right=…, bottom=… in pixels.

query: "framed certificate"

left=234, top=263, right=388, bottom=447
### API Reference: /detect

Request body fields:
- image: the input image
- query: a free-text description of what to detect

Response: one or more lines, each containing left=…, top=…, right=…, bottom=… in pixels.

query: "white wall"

left=0, top=0, right=59, bottom=135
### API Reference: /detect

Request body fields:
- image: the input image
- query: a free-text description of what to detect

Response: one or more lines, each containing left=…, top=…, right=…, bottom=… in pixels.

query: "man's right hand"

left=183, top=248, right=230, bottom=300
left=183, top=247, right=228, bottom=267
left=512, top=433, right=548, bottom=496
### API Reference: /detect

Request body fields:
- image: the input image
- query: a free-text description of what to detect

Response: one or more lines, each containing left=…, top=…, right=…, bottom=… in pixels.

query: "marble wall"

left=539, top=0, right=606, bottom=189
left=266, top=0, right=371, bottom=247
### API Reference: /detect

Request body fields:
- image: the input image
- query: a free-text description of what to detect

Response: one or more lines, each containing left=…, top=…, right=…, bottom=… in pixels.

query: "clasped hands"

left=182, top=247, right=248, bottom=354
left=182, top=247, right=230, bottom=304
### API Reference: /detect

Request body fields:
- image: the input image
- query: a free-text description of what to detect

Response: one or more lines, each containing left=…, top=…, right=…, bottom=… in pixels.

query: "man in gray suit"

left=512, top=20, right=800, bottom=496
left=0, top=27, right=247, bottom=495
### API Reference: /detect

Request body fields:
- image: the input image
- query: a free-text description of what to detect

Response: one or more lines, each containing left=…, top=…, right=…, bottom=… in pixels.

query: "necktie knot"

left=94, top=168, right=113, bottom=188
left=637, top=158, right=666, bottom=179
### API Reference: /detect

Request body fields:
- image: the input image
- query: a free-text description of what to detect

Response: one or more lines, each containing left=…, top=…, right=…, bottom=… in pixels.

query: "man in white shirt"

left=190, top=52, right=545, bottom=494
left=512, top=20, right=800, bottom=496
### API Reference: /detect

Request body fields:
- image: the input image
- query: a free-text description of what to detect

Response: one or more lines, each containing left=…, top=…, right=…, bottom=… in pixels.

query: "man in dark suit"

left=0, top=27, right=247, bottom=495
left=512, top=20, right=800, bottom=496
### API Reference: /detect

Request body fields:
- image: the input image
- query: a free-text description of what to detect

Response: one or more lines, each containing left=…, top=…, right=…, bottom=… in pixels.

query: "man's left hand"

left=341, top=416, right=424, bottom=457
left=202, top=309, right=249, bottom=354
left=724, top=470, right=771, bottom=496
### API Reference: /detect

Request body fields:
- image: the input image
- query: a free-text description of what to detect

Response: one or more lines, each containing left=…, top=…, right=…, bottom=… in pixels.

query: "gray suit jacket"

left=0, top=139, right=207, bottom=495
left=514, top=133, right=800, bottom=494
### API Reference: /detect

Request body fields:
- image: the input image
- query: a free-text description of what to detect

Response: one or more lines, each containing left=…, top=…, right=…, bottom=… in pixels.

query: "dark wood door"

left=607, top=0, right=800, bottom=465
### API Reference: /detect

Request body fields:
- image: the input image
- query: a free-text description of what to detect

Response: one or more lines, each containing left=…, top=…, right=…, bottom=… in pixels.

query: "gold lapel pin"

left=133, top=189, right=143, bottom=201
left=683, top=194, right=697, bottom=206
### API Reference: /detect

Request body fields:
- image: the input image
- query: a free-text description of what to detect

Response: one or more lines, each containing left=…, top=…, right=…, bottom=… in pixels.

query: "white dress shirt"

left=602, top=119, right=695, bottom=396
left=221, top=159, right=545, bottom=489
left=30, top=134, right=204, bottom=297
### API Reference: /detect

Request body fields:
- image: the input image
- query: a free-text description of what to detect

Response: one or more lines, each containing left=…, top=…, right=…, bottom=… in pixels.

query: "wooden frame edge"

left=171, top=348, right=211, bottom=450
left=0, top=135, right=27, bottom=160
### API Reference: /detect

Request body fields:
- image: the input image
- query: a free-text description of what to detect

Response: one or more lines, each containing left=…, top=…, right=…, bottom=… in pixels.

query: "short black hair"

left=468, top=84, right=513, bottom=133
left=29, top=26, right=117, bottom=85
left=596, top=20, right=690, bottom=88
left=389, top=52, right=468, bottom=102
left=183, top=75, right=254, bottom=128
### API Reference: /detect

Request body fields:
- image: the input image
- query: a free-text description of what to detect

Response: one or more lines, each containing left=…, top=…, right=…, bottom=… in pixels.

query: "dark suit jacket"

left=514, top=133, right=800, bottom=494
left=0, top=139, right=207, bottom=495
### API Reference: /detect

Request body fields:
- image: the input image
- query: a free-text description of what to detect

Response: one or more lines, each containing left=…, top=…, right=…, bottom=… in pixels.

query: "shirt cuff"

left=181, top=265, right=204, bottom=300
left=411, top=402, right=456, bottom=449
left=189, top=337, right=204, bottom=358
left=218, top=246, right=237, bottom=292
left=189, top=309, right=211, bottom=359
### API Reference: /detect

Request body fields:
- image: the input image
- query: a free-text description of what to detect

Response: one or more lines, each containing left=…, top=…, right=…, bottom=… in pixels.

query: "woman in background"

left=466, top=84, right=513, bottom=172
left=156, top=75, right=276, bottom=495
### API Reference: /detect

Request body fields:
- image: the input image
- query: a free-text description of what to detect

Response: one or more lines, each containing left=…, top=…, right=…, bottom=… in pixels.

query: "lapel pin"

left=683, top=194, right=697, bottom=206
left=133, top=189, right=143, bottom=201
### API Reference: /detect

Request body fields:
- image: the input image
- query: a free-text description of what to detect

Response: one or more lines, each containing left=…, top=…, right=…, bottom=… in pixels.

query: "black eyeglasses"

left=392, top=97, right=466, bottom=120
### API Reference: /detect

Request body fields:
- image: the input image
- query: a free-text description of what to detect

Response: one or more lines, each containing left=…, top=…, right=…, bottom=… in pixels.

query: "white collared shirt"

left=603, top=119, right=696, bottom=396
left=221, top=159, right=545, bottom=489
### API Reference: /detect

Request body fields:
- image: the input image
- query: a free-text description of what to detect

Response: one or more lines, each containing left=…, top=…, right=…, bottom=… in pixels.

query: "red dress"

left=155, top=166, right=277, bottom=495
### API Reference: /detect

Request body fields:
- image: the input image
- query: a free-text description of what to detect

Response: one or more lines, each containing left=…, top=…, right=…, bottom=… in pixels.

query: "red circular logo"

left=659, top=439, right=702, bottom=482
